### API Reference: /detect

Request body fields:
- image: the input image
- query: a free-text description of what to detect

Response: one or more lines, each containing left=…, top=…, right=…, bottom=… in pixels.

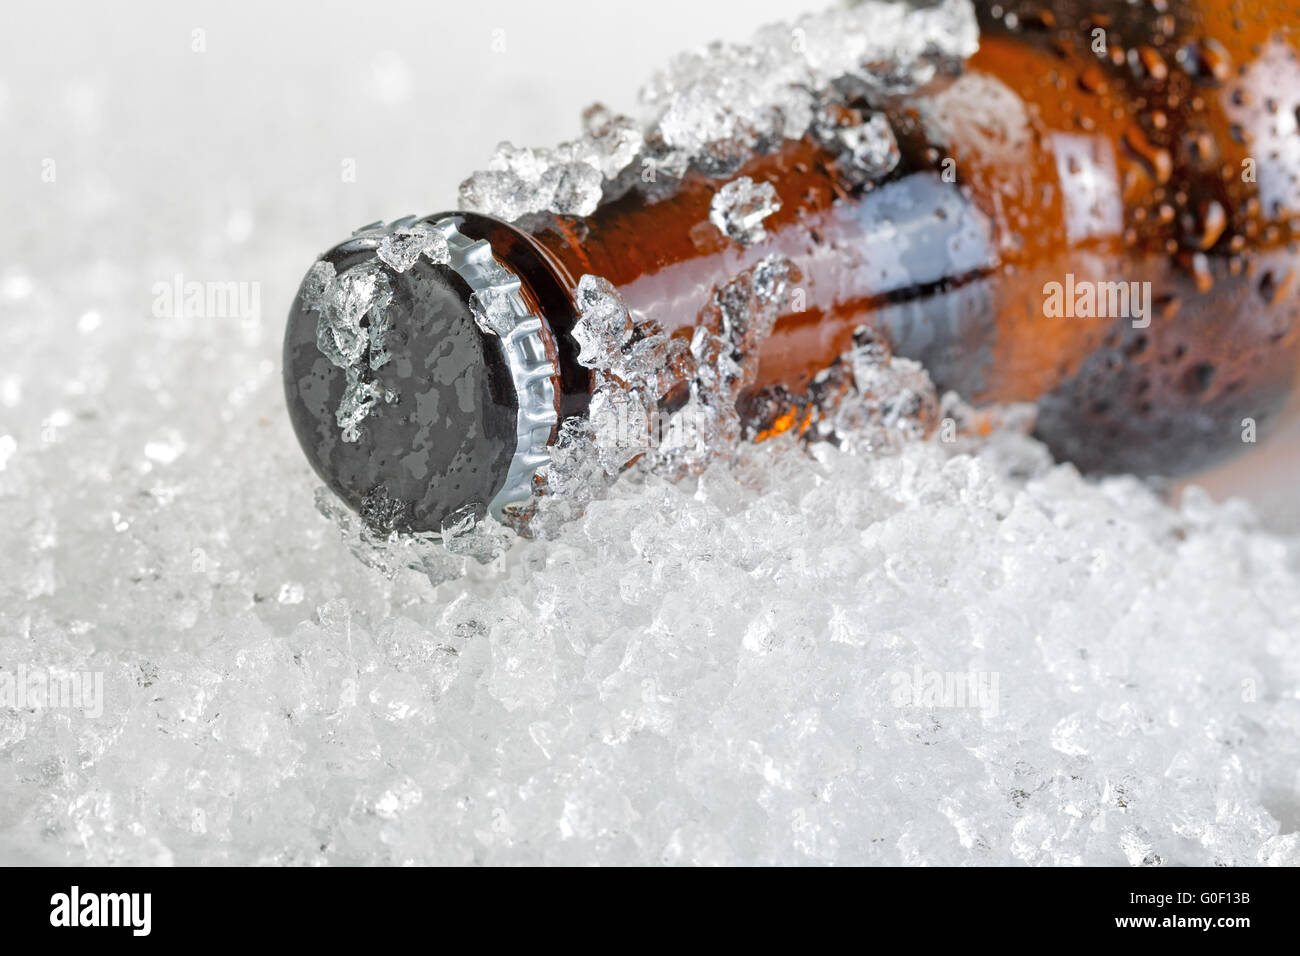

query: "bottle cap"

left=282, top=215, right=559, bottom=533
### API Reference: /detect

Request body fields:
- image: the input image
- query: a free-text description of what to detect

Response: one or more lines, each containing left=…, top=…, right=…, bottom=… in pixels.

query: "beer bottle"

left=283, top=0, right=1300, bottom=532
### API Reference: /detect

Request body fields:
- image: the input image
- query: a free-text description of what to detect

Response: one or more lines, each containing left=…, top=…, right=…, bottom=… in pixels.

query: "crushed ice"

left=7, top=395, right=1300, bottom=863
left=301, top=260, right=397, bottom=443
left=468, top=285, right=518, bottom=338
left=302, top=220, right=453, bottom=443
left=10, top=0, right=1300, bottom=868
left=813, top=106, right=902, bottom=183
left=459, top=0, right=977, bottom=218
left=375, top=221, right=450, bottom=273
left=459, top=141, right=610, bottom=221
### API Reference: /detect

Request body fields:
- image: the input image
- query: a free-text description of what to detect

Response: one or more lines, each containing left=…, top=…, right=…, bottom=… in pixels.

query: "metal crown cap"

left=424, top=215, right=558, bottom=522
left=320, top=213, right=559, bottom=526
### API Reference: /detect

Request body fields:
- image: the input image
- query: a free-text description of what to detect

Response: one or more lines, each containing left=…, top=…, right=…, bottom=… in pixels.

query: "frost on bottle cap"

left=282, top=216, right=558, bottom=534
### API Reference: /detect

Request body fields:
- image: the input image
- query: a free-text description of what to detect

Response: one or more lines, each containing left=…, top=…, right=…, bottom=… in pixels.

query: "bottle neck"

left=460, top=3, right=1300, bottom=476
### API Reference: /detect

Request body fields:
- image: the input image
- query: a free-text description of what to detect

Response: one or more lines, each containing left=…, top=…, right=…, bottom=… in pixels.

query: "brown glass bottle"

left=458, top=0, right=1300, bottom=476
left=284, top=0, right=1300, bottom=533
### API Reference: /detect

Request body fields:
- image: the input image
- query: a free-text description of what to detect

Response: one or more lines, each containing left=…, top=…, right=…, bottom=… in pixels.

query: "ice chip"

left=459, top=140, right=605, bottom=220
left=572, top=275, right=633, bottom=368
left=810, top=330, right=941, bottom=455
left=376, top=223, right=451, bottom=273
left=588, top=384, right=650, bottom=475
left=837, top=111, right=901, bottom=180
left=359, top=485, right=414, bottom=535
left=337, top=369, right=384, bottom=443
left=543, top=161, right=604, bottom=216
left=709, top=176, right=781, bottom=245
left=468, top=286, right=517, bottom=338
left=300, top=259, right=337, bottom=312
left=304, top=262, right=394, bottom=440
left=316, top=263, right=392, bottom=367
left=609, top=332, right=695, bottom=399
left=439, top=503, right=480, bottom=539
left=459, top=168, right=534, bottom=222
left=582, top=103, right=645, bottom=179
